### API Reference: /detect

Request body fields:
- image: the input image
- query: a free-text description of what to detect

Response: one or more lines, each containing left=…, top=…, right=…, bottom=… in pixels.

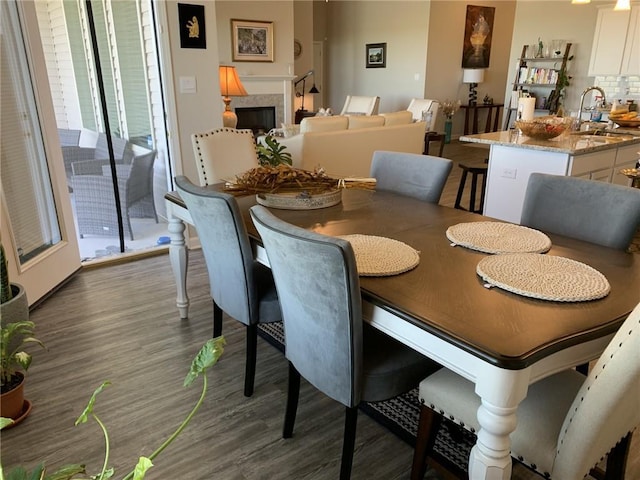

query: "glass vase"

left=444, top=118, right=453, bottom=144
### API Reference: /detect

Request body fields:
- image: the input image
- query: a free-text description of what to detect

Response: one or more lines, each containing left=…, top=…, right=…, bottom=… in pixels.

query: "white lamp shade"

left=614, top=0, right=630, bottom=10
left=462, top=68, right=485, bottom=84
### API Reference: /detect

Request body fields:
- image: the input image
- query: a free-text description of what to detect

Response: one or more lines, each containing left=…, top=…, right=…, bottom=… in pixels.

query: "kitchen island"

left=460, top=130, right=640, bottom=223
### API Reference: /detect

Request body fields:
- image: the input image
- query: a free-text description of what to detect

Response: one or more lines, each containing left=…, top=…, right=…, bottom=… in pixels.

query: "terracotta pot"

left=1, top=371, right=25, bottom=419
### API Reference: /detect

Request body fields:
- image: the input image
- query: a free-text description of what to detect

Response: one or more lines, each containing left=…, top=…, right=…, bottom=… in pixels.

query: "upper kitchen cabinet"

left=589, top=6, right=640, bottom=76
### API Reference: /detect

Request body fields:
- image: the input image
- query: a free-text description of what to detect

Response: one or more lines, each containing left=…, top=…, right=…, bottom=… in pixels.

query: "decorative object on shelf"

left=178, top=3, right=206, bottom=49
left=366, top=42, right=386, bottom=68
left=440, top=100, right=460, bottom=144
left=514, top=115, right=573, bottom=140
left=461, top=5, right=494, bottom=69
left=482, top=94, right=493, bottom=105
left=231, top=19, right=274, bottom=62
left=219, top=65, right=248, bottom=128
left=535, top=37, right=544, bottom=58
left=504, top=42, right=572, bottom=129
left=294, top=69, right=320, bottom=116
left=462, top=68, right=484, bottom=105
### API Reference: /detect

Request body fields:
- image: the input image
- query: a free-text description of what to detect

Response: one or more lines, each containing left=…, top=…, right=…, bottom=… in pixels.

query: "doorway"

left=35, top=0, right=171, bottom=263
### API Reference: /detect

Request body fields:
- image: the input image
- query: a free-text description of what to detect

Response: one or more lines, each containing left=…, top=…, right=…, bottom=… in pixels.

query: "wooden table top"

left=166, top=187, right=640, bottom=369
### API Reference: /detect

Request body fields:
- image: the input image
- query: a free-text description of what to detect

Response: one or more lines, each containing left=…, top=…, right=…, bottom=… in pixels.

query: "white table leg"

left=168, top=215, right=189, bottom=319
left=468, top=369, right=529, bottom=480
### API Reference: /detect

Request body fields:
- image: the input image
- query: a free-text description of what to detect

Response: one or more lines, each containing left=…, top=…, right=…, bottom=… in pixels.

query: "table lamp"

left=219, top=65, right=248, bottom=128
left=294, top=70, right=319, bottom=113
left=462, top=68, right=485, bottom=106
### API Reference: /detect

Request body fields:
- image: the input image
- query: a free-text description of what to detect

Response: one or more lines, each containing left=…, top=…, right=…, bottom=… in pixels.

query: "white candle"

left=518, top=97, right=536, bottom=121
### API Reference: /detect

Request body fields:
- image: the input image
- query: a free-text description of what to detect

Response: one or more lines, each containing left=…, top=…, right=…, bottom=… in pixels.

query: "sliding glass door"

left=1, top=0, right=81, bottom=305
left=35, top=0, right=170, bottom=261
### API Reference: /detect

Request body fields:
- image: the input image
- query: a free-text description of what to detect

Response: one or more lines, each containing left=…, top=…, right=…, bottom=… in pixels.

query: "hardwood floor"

left=2, top=140, right=638, bottom=479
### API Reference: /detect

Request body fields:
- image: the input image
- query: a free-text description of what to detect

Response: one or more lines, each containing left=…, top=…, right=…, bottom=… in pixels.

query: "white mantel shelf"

left=239, top=74, right=296, bottom=81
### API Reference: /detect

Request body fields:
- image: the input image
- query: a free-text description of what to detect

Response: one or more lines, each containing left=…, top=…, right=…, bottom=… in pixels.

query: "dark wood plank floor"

left=2, top=140, right=638, bottom=479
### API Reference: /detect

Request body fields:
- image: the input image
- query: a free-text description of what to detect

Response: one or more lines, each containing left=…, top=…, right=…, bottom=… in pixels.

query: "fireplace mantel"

left=238, top=74, right=295, bottom=124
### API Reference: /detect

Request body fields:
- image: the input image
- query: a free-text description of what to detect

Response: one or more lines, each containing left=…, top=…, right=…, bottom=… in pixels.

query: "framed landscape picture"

left=366, top=43, right=386, bottom=68
left=231, top=19, right=274, bottom=62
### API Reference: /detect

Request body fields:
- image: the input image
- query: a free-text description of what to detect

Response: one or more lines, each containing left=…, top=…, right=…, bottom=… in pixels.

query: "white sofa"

left=273, top=112, right=426, bottom=178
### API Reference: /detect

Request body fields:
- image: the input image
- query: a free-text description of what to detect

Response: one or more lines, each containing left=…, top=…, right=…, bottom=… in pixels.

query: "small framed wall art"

left=366, top=43, right=386, bottom=68
left=178, top=3, right=206, bottom=49
left=231, top=19, right=274, bottom=62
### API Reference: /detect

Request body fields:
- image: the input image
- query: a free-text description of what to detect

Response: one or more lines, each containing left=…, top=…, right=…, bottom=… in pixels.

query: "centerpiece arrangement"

left=225, top=137, right=374, bottom=210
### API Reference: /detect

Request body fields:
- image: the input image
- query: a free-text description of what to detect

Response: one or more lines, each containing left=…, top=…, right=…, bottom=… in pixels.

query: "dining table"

left=164, top=186, right=640, bottom=480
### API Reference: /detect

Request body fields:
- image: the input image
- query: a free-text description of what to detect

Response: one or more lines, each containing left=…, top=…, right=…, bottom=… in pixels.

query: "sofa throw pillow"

left=281, top=123, right=300, bottom=138
left=381, top=110, right=413, bottom=126
left=348, top=115, right=385, bottom=130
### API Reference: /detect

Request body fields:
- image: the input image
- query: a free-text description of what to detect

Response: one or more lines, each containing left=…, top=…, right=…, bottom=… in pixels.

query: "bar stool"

left=454, top=160, right=488, bottom=214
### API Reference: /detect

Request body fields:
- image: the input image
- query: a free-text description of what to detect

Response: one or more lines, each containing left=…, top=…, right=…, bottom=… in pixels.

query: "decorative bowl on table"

left=515, top=116, right=573, bottom=140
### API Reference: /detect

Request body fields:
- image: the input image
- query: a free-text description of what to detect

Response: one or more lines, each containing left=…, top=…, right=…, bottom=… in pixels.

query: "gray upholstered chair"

left=71, top=149, right=157, bottom=240
left=250, top=205, right=441, bottom=480
left=411, top=300, right=640, bottom=480
left=191, top=128, right=258, bottom=186
left=370, top=150, right=453, bottom=204
left=339, top=95, right=380, bottom=116
left=174, top=176, right=281, bottom=397
left=520, top=173, right=640, bottom=251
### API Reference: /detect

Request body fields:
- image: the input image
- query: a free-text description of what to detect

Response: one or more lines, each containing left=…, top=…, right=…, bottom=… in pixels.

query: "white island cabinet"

left=460, top=131, right=640, bottom=224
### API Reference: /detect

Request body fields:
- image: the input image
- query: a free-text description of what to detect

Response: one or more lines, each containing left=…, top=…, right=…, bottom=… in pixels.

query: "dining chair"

left=250, top=204, right=441, bottom=480
left=174, top=176, right=281, bottom=397
left=370, top=150, right=453, bottom=204
left=520, top=173, right=640, bottom=251
left=191, top=128, right=258, bottom=186
left=411, top=300, right=640, bottom=480
left=339, top=95, right=380, bottom=116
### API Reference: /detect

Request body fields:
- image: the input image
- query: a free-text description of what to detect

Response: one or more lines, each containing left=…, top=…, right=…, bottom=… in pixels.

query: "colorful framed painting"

left=178, top=3, right=206, bottom=49
left=366, top=43, right=386, bottom=68
left=461, top=5, right=495, bottom=69
left=231, top=19, right=274, bottom=62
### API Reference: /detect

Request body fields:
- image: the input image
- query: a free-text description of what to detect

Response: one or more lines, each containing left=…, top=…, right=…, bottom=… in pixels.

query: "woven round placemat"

left=477, top=253, right=610, bottom=302
left=339, top=234, right=419, bottom=277
left=446, top=221, right=552, bottom=254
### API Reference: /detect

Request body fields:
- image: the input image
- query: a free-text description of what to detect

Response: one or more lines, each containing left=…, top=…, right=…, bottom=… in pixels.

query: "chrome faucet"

left=576, top=86, right=606, bottom=129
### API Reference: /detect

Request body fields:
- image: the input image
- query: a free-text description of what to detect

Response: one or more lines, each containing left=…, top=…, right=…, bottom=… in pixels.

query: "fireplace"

left=235, top=106, right=276, bottom=136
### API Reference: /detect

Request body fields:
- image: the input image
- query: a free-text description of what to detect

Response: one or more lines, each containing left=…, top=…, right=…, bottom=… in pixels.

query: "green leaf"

left=0, top=417, right=15, bottom=430
left=183, top=337, right=225, bottom=387
left=75, top=381, right=111, bottom=426
left=44, top=464, right=86, bottom=480
left=13, top=352, right=31, bottom=371
left=131, top=457, right=153, bottom=480
left=5, top=465, right=30, bottom=480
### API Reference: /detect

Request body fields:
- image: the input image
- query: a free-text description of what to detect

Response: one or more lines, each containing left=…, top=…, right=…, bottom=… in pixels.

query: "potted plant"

left=1, top=243, right=28, bottom=326
left=0, top=243, right=41, bottom=424
left=0, top=336, right=225, bottom=480
left=0, top=320, right=44, bottom=423
left=256, top=135, right=293, bottom=167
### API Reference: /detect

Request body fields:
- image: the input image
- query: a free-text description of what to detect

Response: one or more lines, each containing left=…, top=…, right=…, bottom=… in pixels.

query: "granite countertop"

left=460, top=130, right=640, bottom=155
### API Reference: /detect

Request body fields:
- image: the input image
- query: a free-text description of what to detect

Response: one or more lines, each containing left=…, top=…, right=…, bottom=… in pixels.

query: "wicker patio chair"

left=71, top=149, right=157, bottom=240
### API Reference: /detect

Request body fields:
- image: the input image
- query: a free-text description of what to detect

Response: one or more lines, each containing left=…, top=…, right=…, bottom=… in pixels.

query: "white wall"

left=159, top=1, right=223, bottom=185
left=319, top=0, right=516, bottom=136
left=323, top=1, right=431, bottom=114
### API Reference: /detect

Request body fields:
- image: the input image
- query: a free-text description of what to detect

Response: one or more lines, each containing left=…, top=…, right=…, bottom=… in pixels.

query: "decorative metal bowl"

left=515, top=116, right=573, bottom=140
left=256, top=188, right=342, bottom=210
